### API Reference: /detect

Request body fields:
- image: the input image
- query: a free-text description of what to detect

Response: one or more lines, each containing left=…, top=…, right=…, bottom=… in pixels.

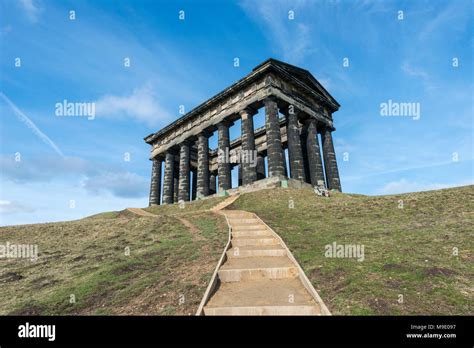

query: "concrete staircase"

left=203, top=210, right=325, bottom=315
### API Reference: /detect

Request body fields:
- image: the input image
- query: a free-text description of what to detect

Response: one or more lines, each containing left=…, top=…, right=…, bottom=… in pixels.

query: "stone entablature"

left=145, top=58, right=342, bottom=205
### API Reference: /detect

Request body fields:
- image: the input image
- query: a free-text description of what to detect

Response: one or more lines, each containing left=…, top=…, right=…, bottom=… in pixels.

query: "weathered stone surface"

left=178, top=142, right=190, bottom=202
left=240, top=108, right=257, bottom=185
left=321, top=126, right=342, bottom=191
left=149, top=157, right=162, bottom=206
left=162, top=152, right=175, bottom=205
left=303, top=118, right=325, bottom=186
left=197, top=133, right=210, bottom=198
left=286, top=109, right=305, bottom=181
left=264, top=97, right=285, bottom=177
left=146, top=59, right=339, bottom=158
left=217, top=121, right=232, bottom=191
left=173, top=161, right=179, bottom=203
left=146, top=59, right=343, bottom=202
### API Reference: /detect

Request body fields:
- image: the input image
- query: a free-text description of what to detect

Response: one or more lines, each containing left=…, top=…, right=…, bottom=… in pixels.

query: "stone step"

left=222, top=256, right=294, bottom=269
left=204, top=305, right=321, bottom=316
left=224, top=211, right=254, bottom=217
left=231, top=224, right=267, bottom=231
left=218, top=256, right=298, bottom=282
left=226, top=245, right=286, bottom=258
left=204, top=278, right=319, bottom=314
left=218, top=267, right=298, bottom=282
left=231, top=236, right=280, bottom=247
left=232, top=229, right=272, bottom=237
left=228, top=218, right=260, bottom=225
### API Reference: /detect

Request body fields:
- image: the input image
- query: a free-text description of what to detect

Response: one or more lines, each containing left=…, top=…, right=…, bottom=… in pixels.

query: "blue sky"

left=0, top=0, right=472, bottom=226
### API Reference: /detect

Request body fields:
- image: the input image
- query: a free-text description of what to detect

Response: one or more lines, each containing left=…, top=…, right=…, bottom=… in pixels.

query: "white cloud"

left=95, top=84, right=173, bottom=126
left=418, top=2, right=470, bottom=41
left=18, top=0, right=41, bottom=23
left=82, top=172, right=149, bottom=198
left=0, top=155, right=149, bottom=199
left=376, top=179, right=473, bottom=195
left=0, top=93, right=64, bottom=157
left=0, top=181, right=147, bottom=226
left=401, top=62, right=437, bottom=91
left=240, top=0, right=313, bottom=63
left=0, top=200, right=35, bottom=215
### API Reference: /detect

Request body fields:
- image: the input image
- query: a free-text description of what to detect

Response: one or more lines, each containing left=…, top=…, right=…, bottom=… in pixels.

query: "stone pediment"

left=144, top=58, right=339, bottom=145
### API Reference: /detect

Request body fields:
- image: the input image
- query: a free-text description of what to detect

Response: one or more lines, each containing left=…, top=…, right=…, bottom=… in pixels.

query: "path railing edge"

left=195, top=211, right=233, bottom=316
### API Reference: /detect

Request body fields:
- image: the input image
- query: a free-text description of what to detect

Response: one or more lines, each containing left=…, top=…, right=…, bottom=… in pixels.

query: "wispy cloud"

left=401, top=62, right=437, bottom=91
left=18, top=0, right=41, bottom=23
left=239, top=0, right=313, bottom=63
left=0, top=155, right=148, bottom=199
left=95, top=83, right=173, bottom=126
left=0, top=200, right=35, bottom=215
left=83, top=172, right=148, bottom=198
left=0, top=93, right=64, bottom=157
left=418, top=2, right=469, bottom=41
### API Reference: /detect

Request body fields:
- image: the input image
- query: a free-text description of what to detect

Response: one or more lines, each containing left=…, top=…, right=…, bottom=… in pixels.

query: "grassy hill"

left=0, top=186, right=472, bottom=315
left=228, top=185, right=474, bottom=315
left=0, top=197, right=228, bottom=315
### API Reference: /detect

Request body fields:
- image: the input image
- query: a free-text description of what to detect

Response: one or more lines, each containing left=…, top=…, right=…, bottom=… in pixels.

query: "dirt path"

left=175, top=216, right=203, bottom=241
left=126, top=208, right=158, bottom=217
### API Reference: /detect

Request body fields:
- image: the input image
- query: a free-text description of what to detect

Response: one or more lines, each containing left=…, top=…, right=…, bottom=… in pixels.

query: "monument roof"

left=145, top=58, right=339, bottom=144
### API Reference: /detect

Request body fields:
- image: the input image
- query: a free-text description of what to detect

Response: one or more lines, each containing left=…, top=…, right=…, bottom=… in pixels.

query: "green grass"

left=0, top=209, right=227, bottom=315
left=144, top=195, right=228, bottom=215
left=229, top=185, right=474, bottom=315
left=1, top=185, right=472, bottom=316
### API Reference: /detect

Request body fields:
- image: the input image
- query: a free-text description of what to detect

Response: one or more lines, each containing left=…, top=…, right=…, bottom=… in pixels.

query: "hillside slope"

left=229, top=185, right=474, bottom=315
left=0, top=197, right=228, bottom=315
left=1, top=186, right=472, bottom=316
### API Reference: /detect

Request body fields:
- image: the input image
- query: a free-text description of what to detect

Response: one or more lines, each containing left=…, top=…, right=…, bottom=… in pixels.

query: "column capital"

left=217, top=119, right=234, bottom=128
left=238, top=106, right=257, bottom=118
left=303, top=117, right=318, bottom=126
left=263, top=95, right=278, bottom=106
left=198, top=129, right=213, bottom=138
left=322, top=125, right=336, bottom=132
left=151, top=153, right=165, bottom=161
left=179, top=139, right=192, bottom=147
left=165, top=147, right=179, bottom=155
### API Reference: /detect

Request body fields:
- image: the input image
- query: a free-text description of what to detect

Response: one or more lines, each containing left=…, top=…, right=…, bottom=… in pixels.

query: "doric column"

left=264, top=97, right=285, bottom=177
left=191, top=168, right=197, bottom=200
left=173, top=161, right=179, bottom=203
left=149, top=157, right=162, bottom=206
left=196, top=132, right=210, bottom=198
left=217, top=121, right=232, bottom=191
left=304, top=118, right=325, bottom=186
left=240, top=108, right=257, bottom=185
left=209, top=173, right=217, bottom=195
left=178, top=141, right=190, bottom=202
left=286, top=109, right=305, bottom=181
left=162, top=152, right=175, bottom=204
left=321, top=126, right=342, bottom=191
left=256, top=154, right=265, bottom=180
